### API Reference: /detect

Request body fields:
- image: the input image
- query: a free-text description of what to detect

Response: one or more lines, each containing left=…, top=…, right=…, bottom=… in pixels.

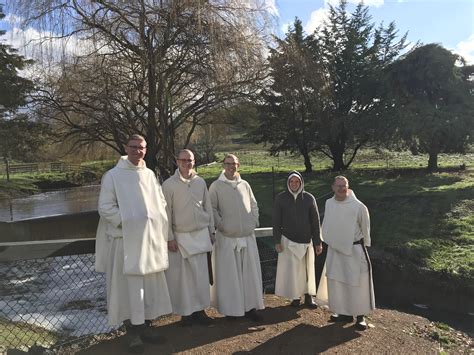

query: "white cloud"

left=455, top=34, right=474, bottom=64
left=325, top=0, right=384, bottom=7
left=304, top=0, right=384, bottom=35
left=304, top=8, right=330, bottom=35
left=281, top=21, right=292, bottom=34
left=263, top=0, right=279, bottom=17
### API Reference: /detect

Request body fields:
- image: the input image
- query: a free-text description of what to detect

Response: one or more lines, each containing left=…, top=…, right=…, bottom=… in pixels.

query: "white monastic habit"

left=275, top=235, right=316, bottom=299
left=209, top=171, right=264, bottom=316
left=274, top=172, right=318, bottom=300
left=162, top=169, right=214, bottom=316
left=318, top=190, right=375, bottom=316
left=95, top=156, right=172, bottom=326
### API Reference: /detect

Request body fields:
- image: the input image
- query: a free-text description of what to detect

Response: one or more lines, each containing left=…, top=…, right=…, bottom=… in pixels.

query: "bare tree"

left=10, top=0, right=273, bottom=177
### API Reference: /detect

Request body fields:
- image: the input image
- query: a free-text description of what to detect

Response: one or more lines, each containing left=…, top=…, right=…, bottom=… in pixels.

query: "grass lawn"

left=1, top=150, right=472, bottom=280
left=0, top=317, right=59, bottom=350
left=199, top=150, right=474, bottom=282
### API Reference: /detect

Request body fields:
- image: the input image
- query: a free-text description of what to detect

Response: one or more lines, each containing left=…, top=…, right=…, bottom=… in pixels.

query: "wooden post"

left=6, top=158, right=10, bottom=182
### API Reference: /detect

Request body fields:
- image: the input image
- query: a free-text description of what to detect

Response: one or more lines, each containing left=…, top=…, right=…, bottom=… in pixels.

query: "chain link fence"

left=0, top=233, right=278, bottom=352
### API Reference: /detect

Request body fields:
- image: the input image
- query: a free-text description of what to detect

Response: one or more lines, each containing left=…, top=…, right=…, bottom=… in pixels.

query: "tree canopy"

left=10, top=0, right=272, bottom=177
left=0, top=5, right=34, bottom=115
left=386, top=43, right=474, bottom=171
left=253, top=19, right=325, bottom=172
left=254, top=0, right=407, bottom=171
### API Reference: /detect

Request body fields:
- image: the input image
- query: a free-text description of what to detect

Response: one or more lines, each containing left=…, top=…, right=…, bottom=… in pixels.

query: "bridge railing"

left=0, top=228, right=277, bottom=352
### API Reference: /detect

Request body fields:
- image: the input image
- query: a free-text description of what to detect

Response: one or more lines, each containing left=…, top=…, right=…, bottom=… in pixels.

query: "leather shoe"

left=304, top=294, right=318, bottom=309
left=329, top=314, right=353, bottom=323
left=290, top=299, right=300, bottom=307
left=355, top=315, right=368, bottom=330
left=180, top=315, right=193, bottom=327
left=140, top=322, right=165, bottom=344
left=245, top=308, right=263, bottom=322
left=192, top=310, right=213, bottom=325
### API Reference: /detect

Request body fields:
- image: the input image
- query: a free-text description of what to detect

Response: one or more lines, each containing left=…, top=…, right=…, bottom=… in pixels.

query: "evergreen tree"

left=0, top=4, right=34, bottom=115
left=386, top=44, right=474, bottom=171
left=308, top=0, right=407, bottom=170
left=254, top=19, right=326, bottom=172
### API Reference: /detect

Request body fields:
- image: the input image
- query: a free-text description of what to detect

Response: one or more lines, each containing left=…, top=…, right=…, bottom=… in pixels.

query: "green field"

left=198, top=150, right=474, bottom=282
left=1, top=150, right=473, bottom=281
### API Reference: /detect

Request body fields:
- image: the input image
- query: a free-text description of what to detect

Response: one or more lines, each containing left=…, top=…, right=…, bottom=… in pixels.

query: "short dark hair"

left=127, top=134, right=146, bottom=144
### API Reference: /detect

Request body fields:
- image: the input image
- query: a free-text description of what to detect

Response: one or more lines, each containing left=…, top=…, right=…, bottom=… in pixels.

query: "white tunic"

left=320, top=191, right=375, bottom=316
left=95, top=157, right=172, bottom=325
left=209, top=172, right=264, bottom=316
left=162, top=169, right=214, bottom=316
left=275, top=235, right=316, bottom=300
left=210, top=232, right=265, bottom=316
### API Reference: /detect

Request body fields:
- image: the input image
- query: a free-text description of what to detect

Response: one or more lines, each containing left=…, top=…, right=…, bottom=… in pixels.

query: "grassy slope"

left=199, top=150, right=474, bottom=281
left=1, top=151, right=472, bottom=278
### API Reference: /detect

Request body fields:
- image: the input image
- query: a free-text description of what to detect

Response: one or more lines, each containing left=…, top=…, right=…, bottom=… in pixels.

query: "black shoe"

left=140, top=321, right=166, bottom=344
left=180, top=315, right=193, bottom=327
left=125, top=324, right=145, bottom=353
left=290, top=299, right=301, bottom=307
left=192, top=310, right=213, bottom=325
left=303, top=294, right=318, bottom=309
left=128, top=334, right=145, bottom=354
left=245, top=308, right=263, bottom=322
left=355, top=315, right=368, bottom=330
left=329, top=314, right=353, bottom=323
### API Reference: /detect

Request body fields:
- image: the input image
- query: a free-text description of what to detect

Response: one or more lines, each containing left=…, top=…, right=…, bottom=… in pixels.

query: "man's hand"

left=275, top=243, right=284, bottom=253
left=168, top=239, right=178, bottom=252
left=315, top=243, right=323, bottom=256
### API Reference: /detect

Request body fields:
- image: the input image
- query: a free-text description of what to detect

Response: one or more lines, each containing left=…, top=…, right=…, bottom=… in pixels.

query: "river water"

left=0, top=185, right=100, bottom=222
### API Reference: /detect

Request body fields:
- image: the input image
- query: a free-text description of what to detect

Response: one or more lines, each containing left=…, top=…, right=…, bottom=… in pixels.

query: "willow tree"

left=9, top=0, right=272, bottom=177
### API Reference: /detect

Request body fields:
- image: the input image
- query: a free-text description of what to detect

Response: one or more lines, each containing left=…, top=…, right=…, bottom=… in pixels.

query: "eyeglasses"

left=224, top=162, right=238, bottom=166
left=177, top=159, right=194, bottom=163
left=127, top=145, right=147, bottom=151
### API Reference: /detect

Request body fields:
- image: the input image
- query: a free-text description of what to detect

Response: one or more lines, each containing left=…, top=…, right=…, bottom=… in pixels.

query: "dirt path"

left=72, top=295, right=472, bottom=354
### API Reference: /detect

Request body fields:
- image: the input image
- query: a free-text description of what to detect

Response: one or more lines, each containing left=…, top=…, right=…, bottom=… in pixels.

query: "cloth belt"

left=353, top=238, right=374, bottom=309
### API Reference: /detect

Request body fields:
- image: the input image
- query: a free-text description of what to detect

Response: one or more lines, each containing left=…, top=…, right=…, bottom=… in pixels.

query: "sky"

left=272, top=0, right=474, bottom=63
left=1, top=0, right=473, bottom=64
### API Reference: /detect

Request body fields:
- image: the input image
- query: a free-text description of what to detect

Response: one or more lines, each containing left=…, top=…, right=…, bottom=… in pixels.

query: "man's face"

left=124, top=139, right=147, bottom=165
left=223, top=156, right=239, bottom=179
left=177, top=151, right=195, bottom=175
left=288, top=176, right=301, bottom=193
left=332, top=178, right=349, bottom=200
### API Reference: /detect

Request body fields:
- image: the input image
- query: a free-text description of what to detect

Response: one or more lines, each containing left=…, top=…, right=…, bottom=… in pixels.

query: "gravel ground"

left=64, top=295, right=473, bottom=354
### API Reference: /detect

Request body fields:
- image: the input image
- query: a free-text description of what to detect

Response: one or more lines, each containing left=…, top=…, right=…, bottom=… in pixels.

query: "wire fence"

left=0, top=162, right=89, bottom=181
left=0, top=234, right=278, bottom=352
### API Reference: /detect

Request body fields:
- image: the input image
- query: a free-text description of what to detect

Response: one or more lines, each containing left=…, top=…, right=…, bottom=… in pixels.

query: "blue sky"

left=273, top=0, right=474, bottom=63
left=2, top=0, right=473, bottom=64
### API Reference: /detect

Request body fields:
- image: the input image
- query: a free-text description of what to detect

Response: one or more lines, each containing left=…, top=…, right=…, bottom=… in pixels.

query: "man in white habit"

left=273, top=171, right=323, bottom=307
left=209, top=154, right=264, bottom=321
left=162, top=149, right=215, bottom=326
left=95, top=134, right=172, bottom=353
left=321, top=175, right=375, bottom=330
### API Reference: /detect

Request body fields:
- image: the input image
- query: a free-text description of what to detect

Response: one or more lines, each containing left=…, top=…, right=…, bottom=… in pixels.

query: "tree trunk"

left=331, top=148, right=346, bottom=171
left=427, top=151, right=438, bottom=172
left=302, top=151, right=313, bottom=173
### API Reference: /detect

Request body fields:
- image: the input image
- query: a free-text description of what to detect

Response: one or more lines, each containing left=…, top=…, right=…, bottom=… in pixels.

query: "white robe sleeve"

left=162, top=181, right=175, bottom=241
left=209, top=183, right=222, bottom=230
left=248, top=183, right=259, bottom=228
left=203, top=182, right=216, bottom=235
left=358, top=204, right=371, bottom=247
left=98, top=172, right=122, bottom=228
